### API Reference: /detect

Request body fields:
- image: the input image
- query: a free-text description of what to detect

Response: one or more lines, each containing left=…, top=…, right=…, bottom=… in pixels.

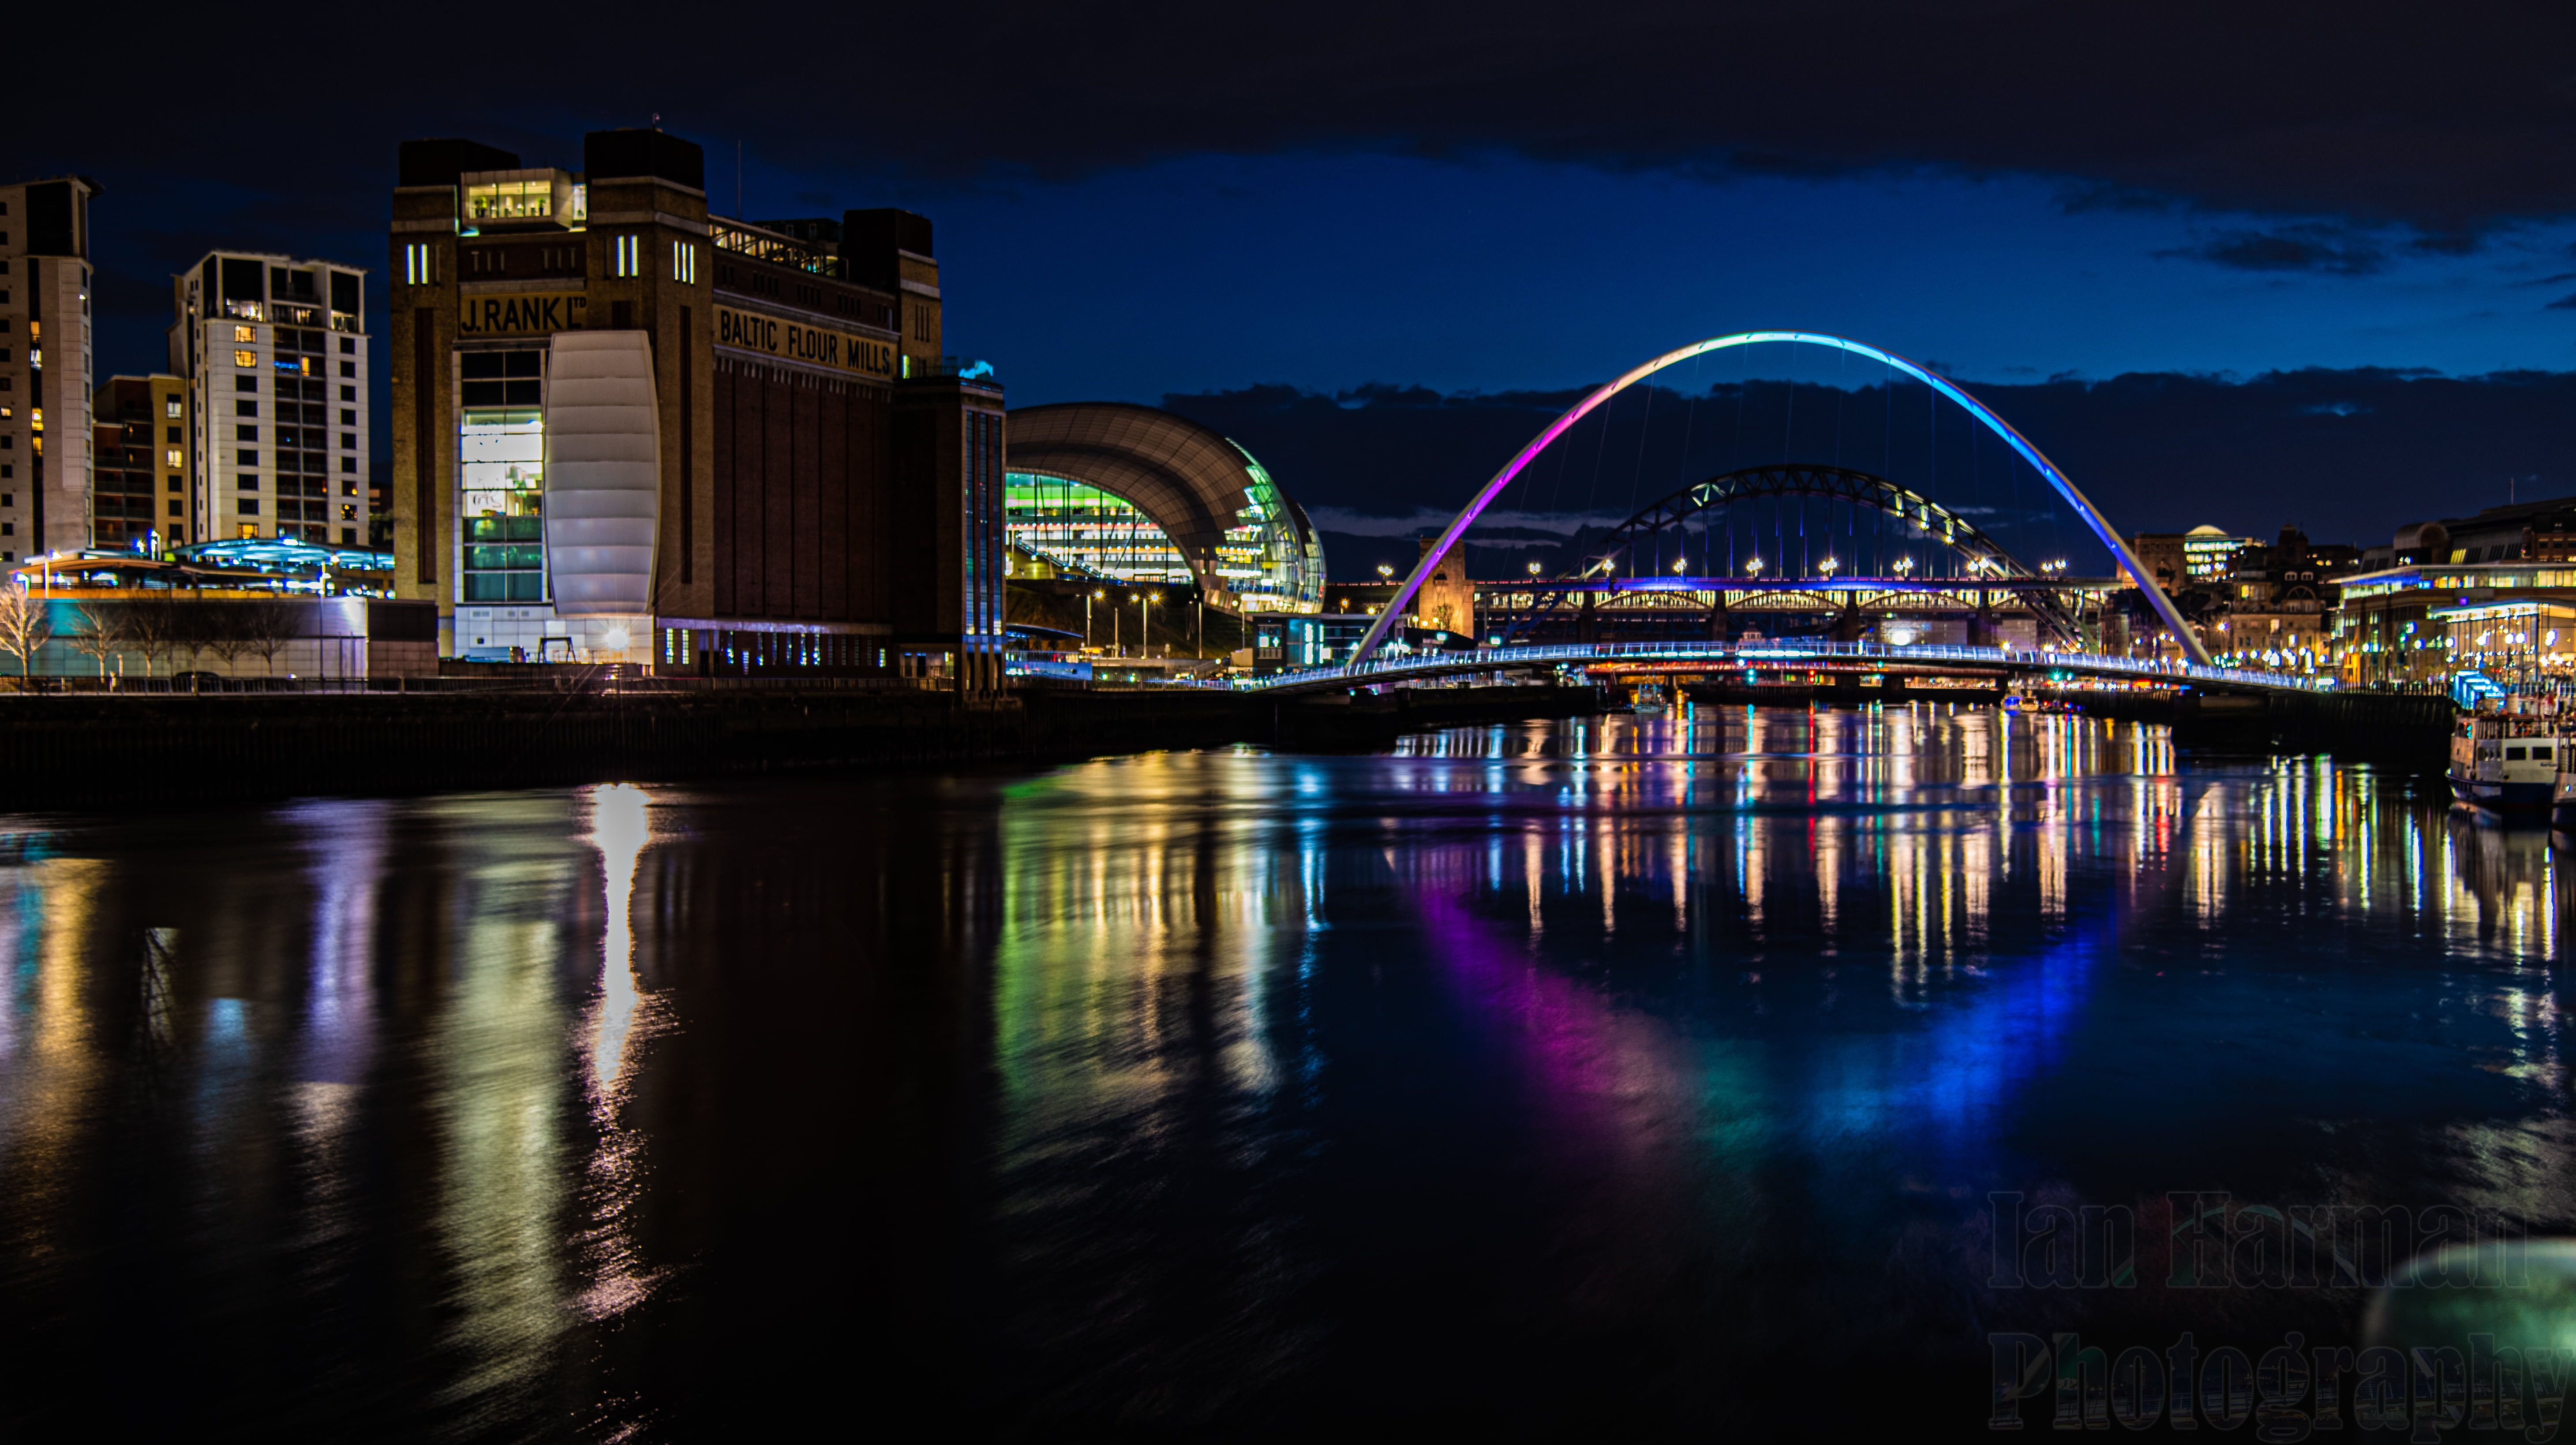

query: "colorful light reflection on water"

left=0, top=706, right=2568, bottom=1436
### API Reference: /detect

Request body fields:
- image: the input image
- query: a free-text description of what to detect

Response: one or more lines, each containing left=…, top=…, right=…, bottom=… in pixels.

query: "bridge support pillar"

left=1578, top=591, right=1600, bottom=645
left=1969, top=592, right=2000, bottom=649
left=1830, top=595, right=1868, bottom=644
left=1707, top=590, right=1729, bottom=643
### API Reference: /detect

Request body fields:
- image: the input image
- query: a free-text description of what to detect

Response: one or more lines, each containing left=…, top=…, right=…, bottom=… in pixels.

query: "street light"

left=1671, top=556, right=1689, bottom=575
left=1893, top=556, right=1914, bottom=575
left=1818, top=556, right=1839, bottom=577
left=1745, top=557, right=1764, bottom=577
left=1377, top=563, right=1394, bottom=579
left=1526, top=559, right=1543, bottom=577
left=1086, top=588, right=1104, bottom=648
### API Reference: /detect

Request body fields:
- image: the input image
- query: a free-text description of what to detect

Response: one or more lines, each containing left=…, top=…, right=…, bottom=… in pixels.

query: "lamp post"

left=1086, top=588, right=1103, bottom=648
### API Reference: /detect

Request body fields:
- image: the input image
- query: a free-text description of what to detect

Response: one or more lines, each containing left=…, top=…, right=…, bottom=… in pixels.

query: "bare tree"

left=67, top=603, right=126, bottom=684
left=168, top=596, right=211, bottom=679
left=120, top=594, right=181, bottom=680
left=0, top=587, right=53, bottom=685
left=243, top=598, right=300, bottom=679
left=197, top=599, right=253, bottom=677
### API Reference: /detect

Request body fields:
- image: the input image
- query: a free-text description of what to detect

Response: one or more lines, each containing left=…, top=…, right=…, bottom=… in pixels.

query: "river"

left=0, top=705, right=2564, bottom=1437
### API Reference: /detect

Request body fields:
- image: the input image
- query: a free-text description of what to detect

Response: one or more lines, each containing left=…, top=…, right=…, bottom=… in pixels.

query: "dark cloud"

left=2161, top=225, right=2388, bottom=275
left=1166, top=367, right=2576, bottom=577
left=12, top=1, right=2576, bottom=242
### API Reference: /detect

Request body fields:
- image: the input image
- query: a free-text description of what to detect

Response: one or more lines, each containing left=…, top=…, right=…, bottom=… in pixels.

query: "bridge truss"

left=1491, top=463, right=2090, bottom=648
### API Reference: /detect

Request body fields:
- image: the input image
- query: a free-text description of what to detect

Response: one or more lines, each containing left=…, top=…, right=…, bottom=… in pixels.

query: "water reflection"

left=0, top=705, right=2569, bottom=1437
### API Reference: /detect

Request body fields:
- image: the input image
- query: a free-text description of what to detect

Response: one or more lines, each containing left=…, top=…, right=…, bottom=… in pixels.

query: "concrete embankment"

left=0, top=683, right=1604, bottom=806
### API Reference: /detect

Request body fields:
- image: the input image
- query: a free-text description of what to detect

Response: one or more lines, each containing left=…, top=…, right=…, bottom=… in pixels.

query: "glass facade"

left=1002, top=440, right=1322, bottom=613
left=1004, top=473, right=1192, bottom=584
left=1223, top=445, right=1322, bottom=614
left=459, top=387, right=546, bottom=603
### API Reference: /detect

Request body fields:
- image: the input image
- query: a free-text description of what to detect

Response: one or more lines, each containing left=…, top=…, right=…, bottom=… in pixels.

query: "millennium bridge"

left=1295, top=330, right=2265, bottom=683
left=1239, top=638, right=2321, bottom=697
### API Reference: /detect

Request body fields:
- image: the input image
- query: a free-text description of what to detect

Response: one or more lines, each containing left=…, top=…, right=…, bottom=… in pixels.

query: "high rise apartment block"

left=168, top=251, right=371, bottom=546
left=91, top=375, right=191, bottom=550
left=0, top=175, right=101, bottom=561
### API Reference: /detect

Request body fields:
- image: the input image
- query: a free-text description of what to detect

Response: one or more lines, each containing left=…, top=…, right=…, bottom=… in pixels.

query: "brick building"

left=388, top=127, right=1004, bottom=682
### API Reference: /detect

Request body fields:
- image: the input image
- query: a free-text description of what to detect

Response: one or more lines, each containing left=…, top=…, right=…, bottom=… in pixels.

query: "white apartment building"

left=169, top=251, right=371, bottom=546
left=0, top=176, right=101, bottom=561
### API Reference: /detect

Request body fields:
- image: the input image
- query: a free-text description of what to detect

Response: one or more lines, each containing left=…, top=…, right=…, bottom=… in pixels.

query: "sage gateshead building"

left=388, top=127, right=1005, bottom=683
left=1003, top=403, right=1324, bottom=615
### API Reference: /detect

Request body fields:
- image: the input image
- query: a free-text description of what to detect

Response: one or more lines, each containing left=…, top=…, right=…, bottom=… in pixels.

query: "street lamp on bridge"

left=1745, top=557, right=1764, bottom=577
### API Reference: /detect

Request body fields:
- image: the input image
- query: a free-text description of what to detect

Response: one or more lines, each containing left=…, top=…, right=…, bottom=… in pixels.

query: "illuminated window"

left=673, top=241, right=698, bottom=284
left=165, top=398, right=181, bottom=419
left=234, top=350, right=258, bottom=368
left=461, top=404, right=547, bottom=603
left=233, top=325, right=256, bottom=344
left=404, top=243, right=435, bottom=286
left=613, top=235, right=640, bottom=278
left=464, top=178, right=552, bottom=221
left=165, top=448, right=182, bottom=468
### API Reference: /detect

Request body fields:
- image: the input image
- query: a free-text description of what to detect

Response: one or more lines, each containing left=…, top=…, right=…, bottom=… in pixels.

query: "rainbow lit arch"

left=1349, top=332, right=2209, bottom=668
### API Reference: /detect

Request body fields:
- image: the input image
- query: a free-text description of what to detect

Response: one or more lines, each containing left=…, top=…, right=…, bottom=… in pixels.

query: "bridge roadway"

left=1237, top=639, right=2328, bottom=697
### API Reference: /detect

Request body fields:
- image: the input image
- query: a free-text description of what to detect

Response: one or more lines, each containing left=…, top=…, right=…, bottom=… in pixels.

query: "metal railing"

left=1237, top=639, right=2334, bottom=696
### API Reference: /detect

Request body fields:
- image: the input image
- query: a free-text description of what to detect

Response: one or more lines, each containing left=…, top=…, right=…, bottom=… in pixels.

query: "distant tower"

left=1414, top=533, right=1475, bottom=638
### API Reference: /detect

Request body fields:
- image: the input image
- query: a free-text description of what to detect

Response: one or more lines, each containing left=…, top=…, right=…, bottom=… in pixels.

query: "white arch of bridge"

left=1348, top=332, right=2208, bottom=668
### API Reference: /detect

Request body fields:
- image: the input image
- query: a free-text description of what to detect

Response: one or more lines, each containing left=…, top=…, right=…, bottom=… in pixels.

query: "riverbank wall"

left=0, top=683, right=1605, bottom=806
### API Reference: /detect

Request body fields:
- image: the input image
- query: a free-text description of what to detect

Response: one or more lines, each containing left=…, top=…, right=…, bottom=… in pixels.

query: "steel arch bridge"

left=1498, top=462, right=2088, bottom=648
left=1348, top=330, right=2206, bottom=668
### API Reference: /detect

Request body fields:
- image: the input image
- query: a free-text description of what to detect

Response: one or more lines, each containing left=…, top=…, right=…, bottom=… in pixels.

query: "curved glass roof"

left=1004, top=403, right=1324, bottom=613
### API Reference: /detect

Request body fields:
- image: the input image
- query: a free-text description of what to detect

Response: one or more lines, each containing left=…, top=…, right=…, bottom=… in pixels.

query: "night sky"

left=14, top=2, right=2576, bottom=574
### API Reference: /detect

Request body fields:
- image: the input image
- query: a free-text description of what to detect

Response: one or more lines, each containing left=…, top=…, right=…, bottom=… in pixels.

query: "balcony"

left=710, top=220, right=840, bottom=278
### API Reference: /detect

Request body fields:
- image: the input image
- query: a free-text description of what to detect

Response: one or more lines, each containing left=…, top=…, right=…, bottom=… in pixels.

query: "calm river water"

left=0, top=706, right=2567, bottom=1438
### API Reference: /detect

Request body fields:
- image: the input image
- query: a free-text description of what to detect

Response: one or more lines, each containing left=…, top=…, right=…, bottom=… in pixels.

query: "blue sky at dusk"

left=15, top=1, right=2576, bottom=558
left=862, top=153, right=2576, bottom=404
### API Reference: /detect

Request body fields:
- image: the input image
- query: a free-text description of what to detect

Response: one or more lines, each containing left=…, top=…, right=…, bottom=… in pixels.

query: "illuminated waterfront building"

left=1003, top=402, right=1323, bottom=616
left=389, top=128, right=1005, bottom=680
left=0, top=175, right=101, bottom=560
left=2180, top=524, right=2250, bottom=582
left=168, top=250, right=371, bottom=550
